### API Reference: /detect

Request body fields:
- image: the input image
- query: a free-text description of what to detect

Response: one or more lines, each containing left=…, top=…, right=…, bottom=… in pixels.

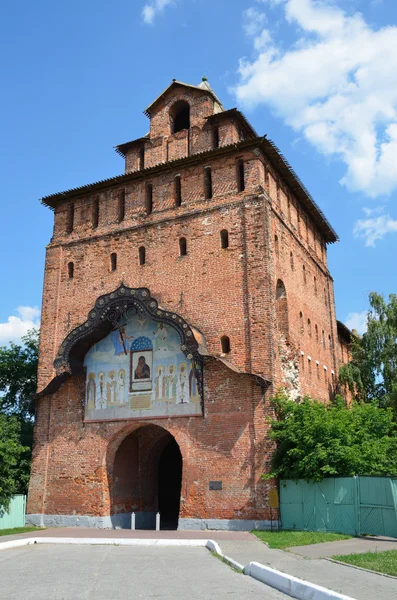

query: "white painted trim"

left=244, top=561, right=355, bottom=600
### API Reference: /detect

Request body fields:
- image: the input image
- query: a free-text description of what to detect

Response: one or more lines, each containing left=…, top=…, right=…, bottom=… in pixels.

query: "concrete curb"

left=0, top=537, right=209, bottom=550
left=0, top=536, right=356, bottom=600
left=244, top=561, right=355, bottom=600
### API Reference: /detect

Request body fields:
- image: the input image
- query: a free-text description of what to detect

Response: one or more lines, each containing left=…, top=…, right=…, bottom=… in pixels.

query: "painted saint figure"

left=168, top=365, right=177, bottom=400
left=134, top=356, right=151, bottom=379
left=117, top=369, right=126, bottom=405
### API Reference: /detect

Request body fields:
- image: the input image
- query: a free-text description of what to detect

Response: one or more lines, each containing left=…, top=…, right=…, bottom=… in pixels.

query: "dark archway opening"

left=109, top=424, right=182, bottom=530
left=158, top=438, right=182, bottom=530
left=170, top=101, right=190, bottom=134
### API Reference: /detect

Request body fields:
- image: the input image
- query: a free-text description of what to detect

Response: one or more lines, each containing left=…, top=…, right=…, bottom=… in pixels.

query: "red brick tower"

left=27, top=79, right=341, bottom=530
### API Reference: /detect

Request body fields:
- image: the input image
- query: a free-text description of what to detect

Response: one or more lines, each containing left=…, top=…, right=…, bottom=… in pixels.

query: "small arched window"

left=68, top=261, right=74, bottom=279
left=322, top=330, right=326, bottom=348
left=179, top=237, right=187, bottom=256
left=315, top=324, right=319, bottom=343
left=307, top=318, right=312, bottom=337
left=110, top=253, right=117, bottom=271
left=303, top=265, right=307, bottom=284
left=139, top=246, right=146, bottom=266
left=170, top=100, right=190, bottom=134
left=290, top=251, right=294, bottom=271
left=299, top=311, right=304, bottom=333
left=174, top=175, right=182, bottom=207
left=220, top=229, right=229, bottom=249
left=221, top=335, right=231, bottom=354
left=92, top=198, right=99, bottom=229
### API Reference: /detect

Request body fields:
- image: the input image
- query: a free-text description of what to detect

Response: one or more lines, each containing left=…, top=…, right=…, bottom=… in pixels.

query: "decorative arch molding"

left=39, top=284, right=202, bottom=398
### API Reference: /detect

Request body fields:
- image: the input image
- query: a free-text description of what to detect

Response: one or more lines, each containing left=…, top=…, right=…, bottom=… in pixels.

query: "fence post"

left=131, top=512, right=135, bottom=530
left=156, top=512, right=160, bottom=531
left=353, top=475, right=360, bottom=536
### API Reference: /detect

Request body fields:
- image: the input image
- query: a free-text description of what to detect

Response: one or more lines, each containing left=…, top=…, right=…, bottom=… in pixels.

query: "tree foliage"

left=339, top=293, right=397, bottom=413
left=0, top=328, right=39, bottom=420
left=265, top=393, right=397, bottom=482
left=0, top=414, right=29, bottom=508
left=0, top=328, right=39, bottom=505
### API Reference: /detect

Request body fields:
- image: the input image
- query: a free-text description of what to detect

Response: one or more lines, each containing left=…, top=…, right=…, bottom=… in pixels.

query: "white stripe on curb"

left=0, top=537, right=356, bottom=600
left=244, top=561, right=355, bottom=600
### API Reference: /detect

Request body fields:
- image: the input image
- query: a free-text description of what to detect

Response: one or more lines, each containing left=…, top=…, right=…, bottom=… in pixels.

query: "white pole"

left=131, top=512, right=135, bottom=530
left=156, top=512, right=160, bottom=531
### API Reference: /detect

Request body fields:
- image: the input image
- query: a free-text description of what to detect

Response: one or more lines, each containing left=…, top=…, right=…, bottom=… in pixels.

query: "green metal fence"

left=0, top=495, right=26, bottom=530
left=280, top=477, right=397, bottom=537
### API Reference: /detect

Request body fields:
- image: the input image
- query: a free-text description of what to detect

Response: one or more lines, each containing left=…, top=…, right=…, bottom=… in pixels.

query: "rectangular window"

left=213, top=126, right=219, bottom=149
left=92, top=198, right=99, bottom=229
left=66, top=203, right=74, bottom=234
left=204, top=166, right=213, bottom=199
left=237, top=160, right=245, bottom=192
left=146, top=183, right=153, bottom=214
left=118, top=190, right=125, bottom=222
left=174, top=175, right=182, bottom=206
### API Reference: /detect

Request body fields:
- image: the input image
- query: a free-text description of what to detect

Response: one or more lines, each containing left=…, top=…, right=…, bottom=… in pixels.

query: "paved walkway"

left=2, top=528, right=396, bottom=600
left=288, top=535, right=397, bottom=558
left=0, top=544, right=288, bottom=600
left=220, top=538, right=396, bottom=600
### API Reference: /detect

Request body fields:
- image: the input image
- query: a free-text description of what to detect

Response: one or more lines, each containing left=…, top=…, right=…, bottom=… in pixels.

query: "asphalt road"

left=0, top=545, right=289, bottom=599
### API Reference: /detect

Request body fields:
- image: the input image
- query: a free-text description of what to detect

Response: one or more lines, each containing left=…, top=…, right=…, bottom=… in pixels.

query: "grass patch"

left=333, top=550, right=397, bottom=577
left=0, top=527, right=41, bottom=537
left=210, top=550, right=243, bottom=573
left=252, top=530, right=352, bottom=550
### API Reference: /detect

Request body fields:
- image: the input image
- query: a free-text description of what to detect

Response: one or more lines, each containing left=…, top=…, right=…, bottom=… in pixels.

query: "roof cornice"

left=40, top=136, right=338, bottom=242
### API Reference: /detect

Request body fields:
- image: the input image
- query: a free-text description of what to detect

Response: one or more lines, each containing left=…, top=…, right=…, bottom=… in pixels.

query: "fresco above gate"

left=83, top=313, right=201, bottom=421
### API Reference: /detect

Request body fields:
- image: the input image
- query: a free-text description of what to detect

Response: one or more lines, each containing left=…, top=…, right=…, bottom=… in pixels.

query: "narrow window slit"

left=110, top=253, right=117, bottom=271
left=179, top=237, right=187, bottom=256
left=204, top=166, right=212, bottom=200
left=174, top=175, right=182, bottom=207
left=237, top=160, right=245, bottom=192
left=221, top=336, right=231, bottom=354
left=220, top=229, right=229, bottom=249
left=139, top=246, right=146, bottom=266
left=146, top=184, right=153, bottom=215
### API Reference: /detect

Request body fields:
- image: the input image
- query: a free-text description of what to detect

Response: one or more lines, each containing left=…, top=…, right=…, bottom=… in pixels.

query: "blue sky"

left=0, top=0, right=396, bottom=343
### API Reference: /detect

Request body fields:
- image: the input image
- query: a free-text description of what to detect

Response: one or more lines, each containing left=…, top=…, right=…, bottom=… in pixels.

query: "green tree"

left=0, top=414, right=29, bottom=507
left=0, top=328, right=39, bottom=501
left=339, top=293, right=397, bottom=413
left=0, top=328, right=39, bottom=420
left=265, top=393, right=397, bottom=482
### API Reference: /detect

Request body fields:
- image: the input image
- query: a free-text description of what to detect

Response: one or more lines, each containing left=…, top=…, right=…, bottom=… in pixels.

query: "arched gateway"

left=110, top=424, right=182, bottom=530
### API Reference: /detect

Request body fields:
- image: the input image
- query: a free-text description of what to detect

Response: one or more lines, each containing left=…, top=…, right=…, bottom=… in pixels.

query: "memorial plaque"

left=209, top=481, right=222, bottom=491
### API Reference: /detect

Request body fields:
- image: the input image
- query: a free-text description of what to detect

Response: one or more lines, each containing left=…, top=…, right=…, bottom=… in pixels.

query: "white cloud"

left=345, top=310, right=367, bottom=335
left=243, top=8, right=268, bottom=38
left=0, top=306, right=40, bottom=345
left=234, top=0, right=397, bottom=198
left=354, top=210, right=397, bottom=246
left=142, top=0, right=174, bottom=24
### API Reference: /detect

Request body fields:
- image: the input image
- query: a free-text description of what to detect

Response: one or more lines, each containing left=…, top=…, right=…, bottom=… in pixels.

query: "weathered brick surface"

left=28, top=82, right=347, bottom=524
